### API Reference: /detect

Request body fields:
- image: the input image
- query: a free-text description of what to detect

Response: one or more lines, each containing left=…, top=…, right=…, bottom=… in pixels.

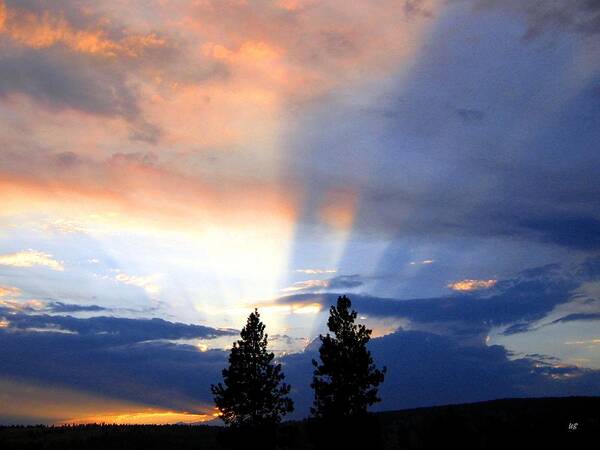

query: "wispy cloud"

left=564, top=339, right=600, bottom=346
left=115, top=273, right=160, bottom=295
left=281, top=279, right=329, bottom=293
left=281, top=274, right=363, bottom=293
left=295, top=268, right=337, bottom=274
left=41, top=219, right=88, bottom=235
left=0, top=249, right=64, bottom=271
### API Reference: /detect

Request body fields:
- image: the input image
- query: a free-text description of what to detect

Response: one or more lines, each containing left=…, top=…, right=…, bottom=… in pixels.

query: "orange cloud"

left=0, top=1, right=166, bottom=57
left=0, top=139, right=301, bottom=231
left=0, top=285, right=21, bottom=297
left=183, top=0, right=440, bottom=99
left=0, top=298, right=45, bottom=312
left=0, top=1, right=6, bottom=30
left=447, top=279, right=497, bottom=292
left=0, top=0, right=442, bottom=299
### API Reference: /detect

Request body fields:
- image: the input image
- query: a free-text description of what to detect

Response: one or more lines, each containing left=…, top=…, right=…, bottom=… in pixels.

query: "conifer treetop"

left=211, top=309, right=294, bottom=427
left=311, top=295, right=386, bottom=418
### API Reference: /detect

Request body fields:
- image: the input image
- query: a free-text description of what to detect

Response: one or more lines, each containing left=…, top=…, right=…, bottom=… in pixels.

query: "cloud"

left=44, top=301, right=107, bottom=314
left=281, top=0, right=600, bottom=251
left=520, top=216, right=600, bottom=250
left=0, top=1, right=177, bottom=144
left=0, top=285, right=20, bottom=297
left=1, top=312, right=235, bottom=344
left=550, top=313, right=600, bottom=324
left=0, top=0, right=443, bottom=240
left=41, top=219, right=89, bottom=235
left=115, top=273, right=161, bottom=295
left=0, top=249, right=64, bottom=271
left=0, top=1, right=167, bottom=57
left=276, top=259, right=600, bottom=340
left=283, top=329, right=600, bottom=416
left=0, top=314, right=233, bottom=416
left=410, top=259, right=435, bottom=265
left=282, top=279, right=329, bottom=293
left=0, top=295, right=107, bottom=314
left=1, top=311, right=599, bottom=423
left=282, top=274, right=363, bottom=293
left=0, top=0, right=596, bottom=256
left=295, top=268, right=337, bottom=274
left=0, top=49, right=139, bottom=118
left=0, top=298, right=45, bottom=312
left=476, top=0, right=600, bottom=39
left=564, top=338, right=600, bottom=346
left=447, top=279, right=497, bottom=291
left=0, top=0, right=599, bottom=423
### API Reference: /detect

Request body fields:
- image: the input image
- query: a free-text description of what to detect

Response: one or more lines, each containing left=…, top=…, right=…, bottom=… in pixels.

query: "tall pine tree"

left=311, top=295, right=385, bottom=418
left=211, top=309, right=294, bottom=427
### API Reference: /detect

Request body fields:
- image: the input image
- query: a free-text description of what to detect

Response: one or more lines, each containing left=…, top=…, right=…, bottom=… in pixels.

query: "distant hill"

left=1, top=396, right=597, bottom=449
left=373, top=396, right=599, bottom=449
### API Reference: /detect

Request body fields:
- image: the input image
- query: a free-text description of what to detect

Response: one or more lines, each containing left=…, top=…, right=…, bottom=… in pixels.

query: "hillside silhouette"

left=1, top=396, right=597, bottom=449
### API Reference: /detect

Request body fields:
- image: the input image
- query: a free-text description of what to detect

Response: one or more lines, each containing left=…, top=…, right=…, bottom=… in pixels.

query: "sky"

left=1, top=0, right=600, bottom=424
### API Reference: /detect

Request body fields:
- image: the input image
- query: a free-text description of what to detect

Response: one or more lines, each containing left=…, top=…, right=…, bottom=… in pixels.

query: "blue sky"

left=0, top=0, right=599, bottom=423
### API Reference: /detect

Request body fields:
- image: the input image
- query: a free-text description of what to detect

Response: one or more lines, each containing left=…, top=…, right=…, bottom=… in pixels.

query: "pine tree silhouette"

left=311, top=295, right=386, bottom=418
left=211, top=309, right=294, bottom=427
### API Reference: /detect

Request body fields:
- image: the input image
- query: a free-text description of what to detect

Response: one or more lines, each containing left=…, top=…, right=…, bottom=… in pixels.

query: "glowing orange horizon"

left=58, top=410, right=218, bottom=426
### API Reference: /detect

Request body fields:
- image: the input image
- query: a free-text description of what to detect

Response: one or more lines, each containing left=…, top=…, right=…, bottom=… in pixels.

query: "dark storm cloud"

left=1, top=316, right=599, bottom=420
left=0, top=330, right=228, bottom=413
left=0, top=299, right=107, bottom=315
left=0, top=313, right=237, bottom=412
left=286, top=1, right=600, bottom=253
left=283, top=330, right=600, bottom=416
left=519, top=216, right=600, bottom=250
left=278, top=259, right=600, bottom=339
left=4, top=0, right=109, bottom=29
left=44, top=301, right=107, bottom=313
left=475, top=0, right=600, bottom=38
left=550, top=313, right=600, bottom=324
left=0, top=49, right=139, bottom=118
left=1, top=313, right=235, bottom=343
left=327, top=274, right=364, bottom=289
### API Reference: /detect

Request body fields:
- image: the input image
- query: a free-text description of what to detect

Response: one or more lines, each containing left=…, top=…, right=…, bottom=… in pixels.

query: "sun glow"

left=0, top=0, right=444, bottom=351
left=60, top=410, right=216, bottom=425
left=0, top=378, right=217, bottom=425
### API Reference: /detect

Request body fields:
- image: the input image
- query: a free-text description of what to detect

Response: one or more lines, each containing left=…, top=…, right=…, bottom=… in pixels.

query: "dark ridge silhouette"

left=1, top=397, right=598, bottom=449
